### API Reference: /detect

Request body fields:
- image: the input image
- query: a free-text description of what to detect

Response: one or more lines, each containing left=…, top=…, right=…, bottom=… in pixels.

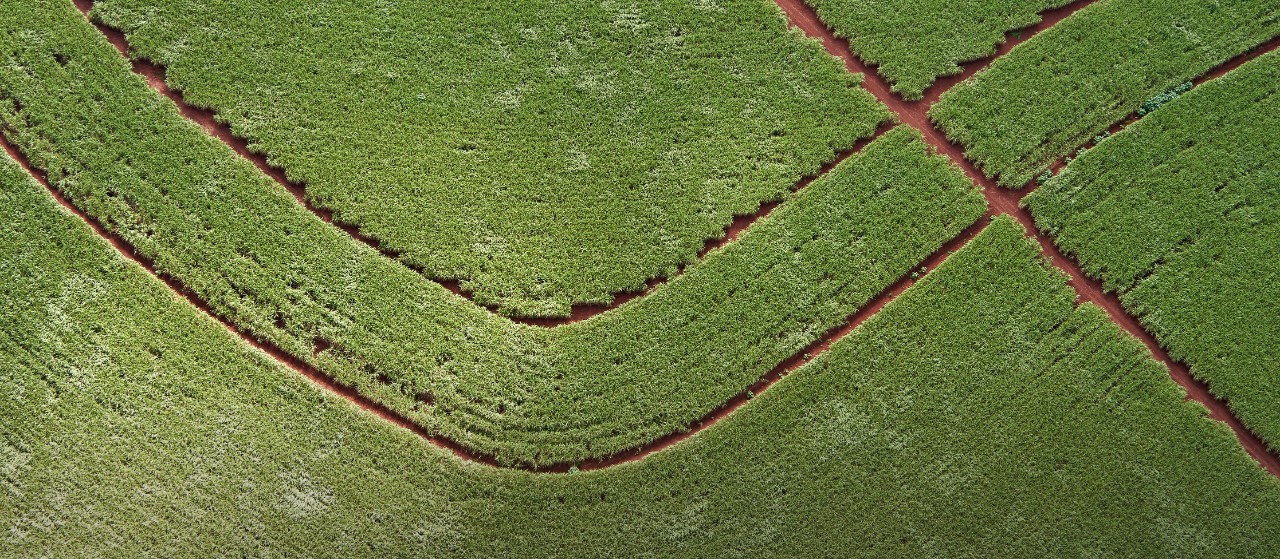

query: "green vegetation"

left=1137, top=81, right=1192, bottom=116
left=1026, top=52, right=1280, bottom=450
left=84, top=0, right=889, bottom=317
left=804, top=0, right=1068, bottom=99
left=930, top=0, right=1280, bottom=187
left=6, top=157, right=1280, bottom=555
left=0, top=1, right=985, bottom=465
left=7, top=2, right=1280, bottom=554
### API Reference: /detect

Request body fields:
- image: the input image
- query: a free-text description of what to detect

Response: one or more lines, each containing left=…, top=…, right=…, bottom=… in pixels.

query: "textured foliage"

left=1026, top=51, right=1280, bottom=450
left=88, top=0, right=890, bottom=316
left=931, top=0, right=1280, bottom=186
left=4, top=1, right=1280, bottom=555
left=0, top=2, right=983, bottom=465
left=4, top=181, right=1280, bottom=555
left=804, top=0, right=1069, bottom=98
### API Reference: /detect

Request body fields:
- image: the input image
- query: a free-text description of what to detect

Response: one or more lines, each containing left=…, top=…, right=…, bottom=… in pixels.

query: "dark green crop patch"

left=1136, top=81, right=1192, bottom=116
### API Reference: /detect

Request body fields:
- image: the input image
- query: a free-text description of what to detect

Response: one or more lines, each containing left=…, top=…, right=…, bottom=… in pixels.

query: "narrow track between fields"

left=775, top=0, right=1280, bottom=477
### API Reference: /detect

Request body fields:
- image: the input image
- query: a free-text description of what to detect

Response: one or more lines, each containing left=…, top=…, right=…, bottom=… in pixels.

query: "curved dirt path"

left=27, top=0, right=1280, bottom=475
left=70, top=0, right=892, bottom=327
left=775, top=0, right=1280, bottom=477
left=0, top=126, right=979, bottom=471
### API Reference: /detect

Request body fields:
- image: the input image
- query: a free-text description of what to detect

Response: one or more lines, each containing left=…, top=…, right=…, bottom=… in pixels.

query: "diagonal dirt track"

left=774, top=0, right=1280, bottom=477
left=17, top=0, right=1279, bottom=474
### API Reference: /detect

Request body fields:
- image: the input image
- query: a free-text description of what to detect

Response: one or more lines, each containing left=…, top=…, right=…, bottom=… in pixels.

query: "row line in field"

left=0, top=123, right=980, bottom=472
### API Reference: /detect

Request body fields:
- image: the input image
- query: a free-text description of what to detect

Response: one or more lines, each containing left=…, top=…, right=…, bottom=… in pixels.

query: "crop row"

left=1026, top=51, right=1280, bottom=450
left=931, top=0, right=1280, bottom=187
left=6, top=158, right=1280, bottom=555
left=0, top=1, right=984, bottom=466
left=87, top=0, right=890, bottom=317
left=803, top=0, right=1071, bottom=99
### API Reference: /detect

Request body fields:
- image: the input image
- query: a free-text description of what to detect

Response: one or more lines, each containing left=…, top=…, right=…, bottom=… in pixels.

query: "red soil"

left=34, top=0, right=1280, bottom=475
left=775, top=0, right=1280, bottom=476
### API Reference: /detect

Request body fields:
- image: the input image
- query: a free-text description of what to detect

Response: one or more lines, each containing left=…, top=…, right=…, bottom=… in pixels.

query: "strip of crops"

left=1025, top=51, right=1280, bottom=450
left=6, top=159, right=1280, bottom=555
left=802, top=0, right=1070, bottom=99
left=930, top=0, right=1280, bottom=187
left=83, top=0, right=889, bottom=317
left=0, top=1, right=984, bottom=466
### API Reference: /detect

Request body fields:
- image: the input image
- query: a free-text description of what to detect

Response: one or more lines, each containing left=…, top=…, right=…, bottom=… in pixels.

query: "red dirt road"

left=1, top=118, right=969, bottom=472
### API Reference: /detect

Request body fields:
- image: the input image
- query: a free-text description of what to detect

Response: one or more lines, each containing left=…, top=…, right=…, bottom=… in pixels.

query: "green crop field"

left=0, top=0, right=986, bottom=465
left=3, top=0, right=1280, bottom=555
left=85, top=0, right=890, bottom=317
left=803, top=0, right=1069, bottom=99
left=8, top=167, right=1280, bottom=553
left=1026, top=51, right=1280, bottom=451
